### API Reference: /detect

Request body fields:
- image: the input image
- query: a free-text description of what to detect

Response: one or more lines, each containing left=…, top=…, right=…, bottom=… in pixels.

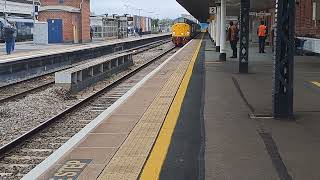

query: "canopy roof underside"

left=177, top=0, right=275, bottom=22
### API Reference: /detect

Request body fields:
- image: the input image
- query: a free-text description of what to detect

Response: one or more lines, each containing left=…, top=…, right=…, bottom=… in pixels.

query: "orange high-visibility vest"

left=258, top=25, right=267, bottom=37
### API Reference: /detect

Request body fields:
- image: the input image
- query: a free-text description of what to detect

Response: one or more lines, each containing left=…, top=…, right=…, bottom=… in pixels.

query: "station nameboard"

left=250, top=12, right=272, bottom=16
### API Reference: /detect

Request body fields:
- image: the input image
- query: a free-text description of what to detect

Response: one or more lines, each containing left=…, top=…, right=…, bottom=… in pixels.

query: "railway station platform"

left=0, top=33, right=170, bottom=63
left=0, top=33, right=171, bottom=87
left=23, top=33, right=320, bottom=180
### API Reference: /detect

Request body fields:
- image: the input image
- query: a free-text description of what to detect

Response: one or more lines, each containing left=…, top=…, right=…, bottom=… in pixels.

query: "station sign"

left=226, top=16, right=238, bottom=21
left=209, top=7, right=216, bottom=15
left=256, top=12, right=272, bottom=16
left=250, top=12, right=272, bottom=16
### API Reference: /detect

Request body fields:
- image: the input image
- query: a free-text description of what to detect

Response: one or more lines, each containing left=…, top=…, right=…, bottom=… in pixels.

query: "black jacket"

left=3, top=25, right=15, bottom=41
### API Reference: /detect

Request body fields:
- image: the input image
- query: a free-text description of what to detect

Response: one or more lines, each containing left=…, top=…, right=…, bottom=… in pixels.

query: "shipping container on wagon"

left=133, top=15, right=152, bottom=34
left=148, top=18, right=152, bottom=33
left=133, top=15, right=139, bottom=29
left=145, top=17, right=151, bottom=32
left=145, top=17, right=149, bottom=32
left=146, top=18, right=151, bottom=32
left=141, top=16, right=146, bottom=32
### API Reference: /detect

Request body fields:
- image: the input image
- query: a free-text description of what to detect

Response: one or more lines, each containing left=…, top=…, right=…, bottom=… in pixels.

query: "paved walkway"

left=153, top=34, right=320, bottom=180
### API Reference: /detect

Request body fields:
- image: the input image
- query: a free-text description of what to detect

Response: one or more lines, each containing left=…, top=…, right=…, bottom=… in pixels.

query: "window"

left=313, top=0, right=320, bottom=20
left=59, top=0, right=64, bottom=4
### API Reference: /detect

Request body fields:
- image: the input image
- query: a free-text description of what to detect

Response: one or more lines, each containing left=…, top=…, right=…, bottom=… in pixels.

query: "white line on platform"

left=22, top=37, right=194, bottom=180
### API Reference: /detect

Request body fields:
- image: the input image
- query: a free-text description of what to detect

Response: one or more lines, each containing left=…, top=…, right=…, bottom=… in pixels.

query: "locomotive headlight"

left=187, top=31, right=190, bottom=35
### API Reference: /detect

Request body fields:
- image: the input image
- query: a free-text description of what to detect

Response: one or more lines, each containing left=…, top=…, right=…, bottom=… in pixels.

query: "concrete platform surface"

left=142, top=34, right=320, bottom=180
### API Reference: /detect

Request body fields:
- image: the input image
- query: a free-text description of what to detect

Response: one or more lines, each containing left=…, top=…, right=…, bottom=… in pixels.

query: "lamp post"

left=137, top=8, right=142, bottom=29
left=155, top=13, right=160, bottom=31
left=3, top=0, right=7, bottom=21
left=33, top=0, right=35, bottom=24
left=26, top=0, right=36, bottom=43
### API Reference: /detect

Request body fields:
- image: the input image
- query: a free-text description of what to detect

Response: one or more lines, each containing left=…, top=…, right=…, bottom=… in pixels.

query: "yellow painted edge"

left=311, top=81, right=320, bottom=87
left=140, top=34, right=204, bottom=180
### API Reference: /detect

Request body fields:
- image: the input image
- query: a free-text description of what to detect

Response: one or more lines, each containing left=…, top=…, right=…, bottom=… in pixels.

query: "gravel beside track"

left=0, top=75, right=55, bottom=103
left=0, top=42, right=176, bottom=179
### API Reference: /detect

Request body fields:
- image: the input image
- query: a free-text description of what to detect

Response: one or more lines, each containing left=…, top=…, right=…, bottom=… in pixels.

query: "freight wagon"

left=133, top=15, right=152, bottom=35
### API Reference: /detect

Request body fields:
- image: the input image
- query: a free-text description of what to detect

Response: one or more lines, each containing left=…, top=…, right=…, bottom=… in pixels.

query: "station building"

left=38, top=0, right=91, bottom=43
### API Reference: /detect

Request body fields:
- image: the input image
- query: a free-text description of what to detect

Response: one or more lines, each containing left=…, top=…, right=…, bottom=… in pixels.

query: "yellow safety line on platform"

left=311, top=81, right=320, bottom=87
left=140, top=35, right=204, bottom=180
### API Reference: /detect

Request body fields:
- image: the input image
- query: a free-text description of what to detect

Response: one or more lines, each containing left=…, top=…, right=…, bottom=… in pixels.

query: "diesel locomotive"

left=172, top=17, right=200, bottom=47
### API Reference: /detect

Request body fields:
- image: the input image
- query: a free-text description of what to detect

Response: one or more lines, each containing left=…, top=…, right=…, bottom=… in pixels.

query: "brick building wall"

left=39, top=0, right=90, bottom=43
left=296, top=0, right=320, bottom=38
left=81, top=0, right=91, bottom=42
left=41, top=0, right=83, bottom=6
left=39, top=11, right=80, bottom=42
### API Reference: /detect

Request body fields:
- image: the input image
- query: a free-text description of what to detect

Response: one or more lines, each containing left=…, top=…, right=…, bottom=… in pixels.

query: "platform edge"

left=22, top=36, right=193, bottom=180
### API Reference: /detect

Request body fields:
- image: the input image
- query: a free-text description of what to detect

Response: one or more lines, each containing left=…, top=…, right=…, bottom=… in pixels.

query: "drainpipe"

left=220, top=0, right=227, bottom=61
left=79, top=0, right=84, bottom=43
left=216, top=5, right=221, bottom=52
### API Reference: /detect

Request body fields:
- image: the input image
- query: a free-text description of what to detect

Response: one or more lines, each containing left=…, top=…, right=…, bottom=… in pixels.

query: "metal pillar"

left=219, top=0, right=226, bottom=61
left=273, top=0, right=295, bottom=118
left=216, top=5, right=221, bottom=52
left=239, top=0, right=250, bottom=73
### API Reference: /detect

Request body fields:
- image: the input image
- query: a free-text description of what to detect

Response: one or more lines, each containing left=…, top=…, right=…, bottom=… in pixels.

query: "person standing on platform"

left=134, top=27, right=138, bottom=37
left=3, top=22, right=15, bottom=55
left=90, top=27, right=94, bottom=41
left=227, top=21, right=239, bottom=58
left=139, top=28, right=143, bottom=37
left=257, top=21, right=268, bottom=53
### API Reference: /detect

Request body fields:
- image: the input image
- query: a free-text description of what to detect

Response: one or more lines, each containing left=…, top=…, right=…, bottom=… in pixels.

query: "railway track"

left=0, top=39, right=171, bottom=104
left=0, top=45, right=177, bottom=179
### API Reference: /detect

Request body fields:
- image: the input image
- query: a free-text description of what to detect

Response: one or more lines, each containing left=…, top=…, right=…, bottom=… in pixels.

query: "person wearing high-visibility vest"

left=257, top=21, right=268, bottom=53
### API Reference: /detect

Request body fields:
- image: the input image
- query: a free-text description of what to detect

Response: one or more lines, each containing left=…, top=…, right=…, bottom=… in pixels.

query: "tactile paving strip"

left=97, top=42, right=198, bottom=180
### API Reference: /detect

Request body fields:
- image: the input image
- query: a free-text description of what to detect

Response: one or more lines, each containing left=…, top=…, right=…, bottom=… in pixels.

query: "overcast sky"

left=90, top=0, right=190, bottom=19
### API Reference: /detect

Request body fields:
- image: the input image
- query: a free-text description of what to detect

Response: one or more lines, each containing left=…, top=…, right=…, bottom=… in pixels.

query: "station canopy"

left=177, top=0, right=275, bottom=22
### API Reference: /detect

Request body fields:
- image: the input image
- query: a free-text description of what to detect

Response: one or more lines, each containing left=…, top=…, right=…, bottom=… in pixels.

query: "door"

left=48, top=19, right=63, bottom=43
